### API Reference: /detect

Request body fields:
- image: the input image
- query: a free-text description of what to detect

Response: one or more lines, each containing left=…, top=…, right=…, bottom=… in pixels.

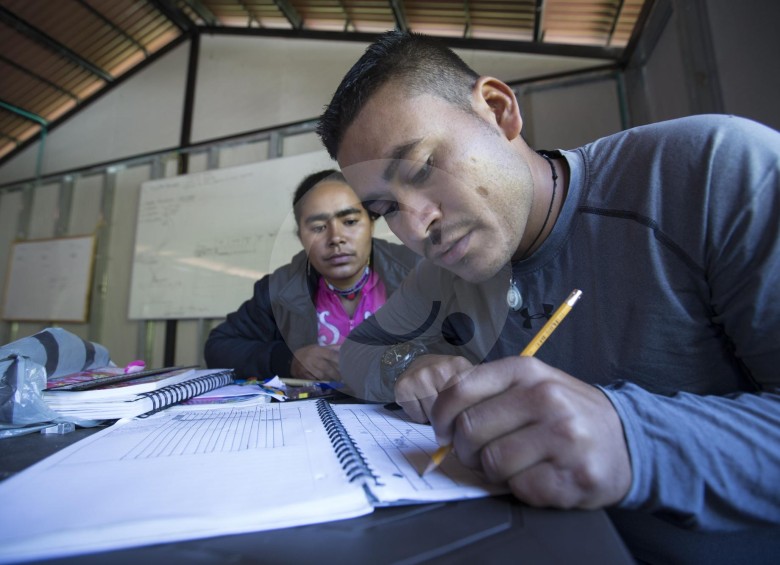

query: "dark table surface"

left=1, top=424, right=634, bottom=565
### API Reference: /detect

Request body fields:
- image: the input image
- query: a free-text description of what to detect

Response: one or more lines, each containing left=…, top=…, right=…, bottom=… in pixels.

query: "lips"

left=433, top=232, right=471, bottom=267
left=325, top=253, right=354, bottom=265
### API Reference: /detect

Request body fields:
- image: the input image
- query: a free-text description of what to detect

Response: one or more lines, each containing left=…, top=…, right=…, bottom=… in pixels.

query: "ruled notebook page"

left=332, top=403, right=507, bottom=505
left=0, top=401, right=371, bottom=564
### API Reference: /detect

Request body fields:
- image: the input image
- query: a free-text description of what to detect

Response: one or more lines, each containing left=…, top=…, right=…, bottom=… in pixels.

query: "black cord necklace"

left=507, top=151, right=558, bottom=311
left=523, top=151, right=558, bottom=258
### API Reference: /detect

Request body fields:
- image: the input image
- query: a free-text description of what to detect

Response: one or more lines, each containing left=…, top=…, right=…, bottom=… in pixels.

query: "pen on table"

left=280, top=378, right=331, bottom=386
left=421, top=289, right=583, bottom=477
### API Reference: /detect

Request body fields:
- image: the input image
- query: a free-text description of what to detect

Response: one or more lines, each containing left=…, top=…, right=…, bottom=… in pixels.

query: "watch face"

left=383, top=342, right=411, bottom=366
left=381, top=342, right=428, bottom=383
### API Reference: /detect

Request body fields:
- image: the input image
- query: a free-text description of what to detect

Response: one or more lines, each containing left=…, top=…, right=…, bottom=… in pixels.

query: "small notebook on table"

left=44, top=365, right=198, bottom=392
left=0, top=399, right=506, bottom=563
left=43, top=367, right=235, bottom=420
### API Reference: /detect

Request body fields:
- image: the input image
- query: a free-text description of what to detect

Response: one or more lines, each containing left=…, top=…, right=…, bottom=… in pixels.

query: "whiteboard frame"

left=1, top=234, right=97, bottom=323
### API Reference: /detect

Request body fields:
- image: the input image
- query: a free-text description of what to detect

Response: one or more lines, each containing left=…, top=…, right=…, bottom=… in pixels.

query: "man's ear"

left=473, top=76, right=522, bottom=140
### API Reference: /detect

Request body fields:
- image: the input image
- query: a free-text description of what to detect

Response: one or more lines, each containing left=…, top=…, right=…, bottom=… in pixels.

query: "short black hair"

left=317, top=30, right=479, bottom=159
left=292, top=169, right=377, bottom=227
left=292, top=169, right=345, bottom=226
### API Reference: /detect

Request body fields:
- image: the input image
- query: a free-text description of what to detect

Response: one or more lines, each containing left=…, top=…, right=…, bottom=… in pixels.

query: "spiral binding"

left=138, top=369, right=234, bottom=417
left=316, top=399, right=376, bottom=484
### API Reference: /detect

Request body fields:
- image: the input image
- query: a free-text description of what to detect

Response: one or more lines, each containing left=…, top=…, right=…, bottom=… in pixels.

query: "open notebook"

left=0, top=399, right=506, bottom=563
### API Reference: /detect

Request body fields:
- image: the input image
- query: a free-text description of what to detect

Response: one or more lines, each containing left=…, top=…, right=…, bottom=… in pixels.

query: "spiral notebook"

left=0, top=399, right=506, bottom=563
left=43, top=368, right=234, bottom=420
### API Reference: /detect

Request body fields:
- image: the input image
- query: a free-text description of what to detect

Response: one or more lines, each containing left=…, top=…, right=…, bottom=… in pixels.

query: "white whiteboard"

left=129, top=151, right=341, bottom=319
left=2, top=235, right=96, bottom=322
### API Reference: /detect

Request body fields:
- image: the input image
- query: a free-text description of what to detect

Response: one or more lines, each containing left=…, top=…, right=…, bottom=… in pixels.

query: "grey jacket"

left=204, top=238, right=419, bottom=379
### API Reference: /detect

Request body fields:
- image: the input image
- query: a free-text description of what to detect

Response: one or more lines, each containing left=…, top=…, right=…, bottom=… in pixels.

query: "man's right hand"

left=394, top=354, right=474, bottom=423
left=291, top=344, right=341, bottom=380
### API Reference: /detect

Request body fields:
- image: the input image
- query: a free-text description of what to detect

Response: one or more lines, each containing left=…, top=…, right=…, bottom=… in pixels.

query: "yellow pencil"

left=519, top=289, right=582, bottom=357
left=421, top=289, right=583, bottom=476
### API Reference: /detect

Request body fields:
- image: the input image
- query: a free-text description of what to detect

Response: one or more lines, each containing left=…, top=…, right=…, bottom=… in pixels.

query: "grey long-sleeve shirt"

left=340, top=115, right=780, bottom=562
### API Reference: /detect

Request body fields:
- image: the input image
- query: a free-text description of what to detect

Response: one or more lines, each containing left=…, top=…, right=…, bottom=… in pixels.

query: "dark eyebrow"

left=382, top=139, right=423, bottom=182
left=304, top=207, right=363, bottom=225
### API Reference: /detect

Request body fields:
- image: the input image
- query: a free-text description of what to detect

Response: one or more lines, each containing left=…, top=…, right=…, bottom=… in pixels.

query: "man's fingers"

left=393, top=355, right=473, bottom=424
left=397, top=397, right=428, bottom=423
left=449, top=382, right=541, bottom=467
left=318, top=355, right=341, bottom=380
left=455, top=376, right=631, bottom=510
left=506, top=462, right=583, bottom=509
left=431, top=356, right=546, bottom=443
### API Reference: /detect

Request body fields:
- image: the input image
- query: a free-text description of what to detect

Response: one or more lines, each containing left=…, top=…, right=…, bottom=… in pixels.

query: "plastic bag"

left=0, top=355, right=63, bottom=430
left=0, top=328, right=112, bottom=438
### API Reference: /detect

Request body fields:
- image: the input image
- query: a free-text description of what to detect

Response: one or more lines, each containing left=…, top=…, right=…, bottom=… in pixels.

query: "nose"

left=327, top=221, right=346, bottom=245
left=399, top=194, right=441, bottom=245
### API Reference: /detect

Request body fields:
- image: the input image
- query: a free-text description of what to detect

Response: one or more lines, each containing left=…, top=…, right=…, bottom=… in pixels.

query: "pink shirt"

left=315, top=270, right=387, bottom=346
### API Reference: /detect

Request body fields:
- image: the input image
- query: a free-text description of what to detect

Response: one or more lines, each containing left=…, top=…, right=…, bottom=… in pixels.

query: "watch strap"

left=380, top=341, right=428, bottom=386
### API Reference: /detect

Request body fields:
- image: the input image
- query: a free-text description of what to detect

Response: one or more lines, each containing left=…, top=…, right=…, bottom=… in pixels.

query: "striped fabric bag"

left=0, top=328, right=111, bottom=427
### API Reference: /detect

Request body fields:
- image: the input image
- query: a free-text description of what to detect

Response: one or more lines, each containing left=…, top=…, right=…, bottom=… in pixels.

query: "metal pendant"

left=507, top=281, right=523, bottom=311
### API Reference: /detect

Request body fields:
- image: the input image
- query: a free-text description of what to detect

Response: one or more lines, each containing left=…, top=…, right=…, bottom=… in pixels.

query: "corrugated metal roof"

left=0, top=0, right=652, bottom=165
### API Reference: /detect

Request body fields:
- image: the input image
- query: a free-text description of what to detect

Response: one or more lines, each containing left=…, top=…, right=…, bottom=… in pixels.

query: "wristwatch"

left=381, top=341, right=428, bottom=385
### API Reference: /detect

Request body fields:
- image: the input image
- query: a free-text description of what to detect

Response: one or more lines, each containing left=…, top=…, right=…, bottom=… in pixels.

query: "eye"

left=411, top=156, right=434, bottom=185
left=363, top=200, right=399, bottom=218
left=310, top=224, right=326, bottom=233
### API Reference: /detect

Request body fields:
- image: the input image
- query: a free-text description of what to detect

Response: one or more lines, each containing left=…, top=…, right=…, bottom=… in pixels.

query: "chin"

left=323, top=266, right=358, bottom=282
left=451, top=260, right=501, bottom=284
left=456, top=270, right=492, bottom=284
left=448, top=265, right=495, bottom=284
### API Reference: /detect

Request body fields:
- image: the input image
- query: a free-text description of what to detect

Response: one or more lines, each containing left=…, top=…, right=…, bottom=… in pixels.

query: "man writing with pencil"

left=316, top=31, right=780, bottom=563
